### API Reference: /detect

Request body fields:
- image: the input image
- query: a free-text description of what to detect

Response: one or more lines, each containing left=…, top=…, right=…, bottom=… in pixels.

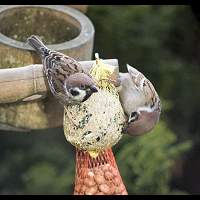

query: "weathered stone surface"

left=0, top=5, right=94, bottom=131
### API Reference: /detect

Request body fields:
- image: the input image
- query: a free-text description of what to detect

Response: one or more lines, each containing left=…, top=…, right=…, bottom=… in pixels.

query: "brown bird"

left=27, top=35, right=98, bottom=105
left=119, top=64, right=161, bottom=136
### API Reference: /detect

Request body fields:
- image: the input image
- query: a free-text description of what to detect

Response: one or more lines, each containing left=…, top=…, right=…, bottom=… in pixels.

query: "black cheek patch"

left=131, top=112, right=138, bottom=119
left=70, top=89, right=79, bottom=96
left=129, top=112, right=139, bottom=123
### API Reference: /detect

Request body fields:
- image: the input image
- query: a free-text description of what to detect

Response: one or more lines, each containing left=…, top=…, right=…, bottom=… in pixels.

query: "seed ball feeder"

left=63, top=53, right=126, bottom=158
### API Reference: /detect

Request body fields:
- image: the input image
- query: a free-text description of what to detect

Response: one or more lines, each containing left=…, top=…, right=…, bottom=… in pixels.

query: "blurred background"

left=0, top=5, right=200, bottom=194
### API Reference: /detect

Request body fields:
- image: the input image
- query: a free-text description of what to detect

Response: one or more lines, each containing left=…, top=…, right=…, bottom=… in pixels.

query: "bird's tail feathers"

left=126, top=64, right=140, bottom=76
left=27, top=35, right=49, bottom=57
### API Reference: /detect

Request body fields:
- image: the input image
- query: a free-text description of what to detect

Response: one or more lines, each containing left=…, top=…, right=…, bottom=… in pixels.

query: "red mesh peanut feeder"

left=74, top=148, right=128, bottom=195
left=63, top=54, right=127, bottom=195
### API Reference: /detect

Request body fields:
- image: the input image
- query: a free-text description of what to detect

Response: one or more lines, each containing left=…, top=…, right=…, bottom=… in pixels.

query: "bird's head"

left=64, top=73, right=98, bottom=103
left=123, top=109, right=161, bottom=136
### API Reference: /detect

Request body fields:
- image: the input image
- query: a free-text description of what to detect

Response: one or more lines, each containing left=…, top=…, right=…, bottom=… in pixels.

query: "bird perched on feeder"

left=27, top=35, right=98, bottom=105
left=118, top=64, right=161, bottom=136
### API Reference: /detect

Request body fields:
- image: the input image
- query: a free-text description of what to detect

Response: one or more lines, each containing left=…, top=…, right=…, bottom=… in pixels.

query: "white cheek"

left=137, top=106, right=153, bottom=113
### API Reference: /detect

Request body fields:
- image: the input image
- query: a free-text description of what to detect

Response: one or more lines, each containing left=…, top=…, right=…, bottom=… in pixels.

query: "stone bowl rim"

left=0, top=5, right=95, bottom=51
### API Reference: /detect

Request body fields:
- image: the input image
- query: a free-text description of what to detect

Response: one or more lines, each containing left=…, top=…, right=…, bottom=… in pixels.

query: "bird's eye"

left=70, top=89, right=80, bottom=96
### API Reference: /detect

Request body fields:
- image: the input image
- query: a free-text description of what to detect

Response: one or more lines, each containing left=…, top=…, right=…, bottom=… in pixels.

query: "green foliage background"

left=0, top=5, right=199, bottom=194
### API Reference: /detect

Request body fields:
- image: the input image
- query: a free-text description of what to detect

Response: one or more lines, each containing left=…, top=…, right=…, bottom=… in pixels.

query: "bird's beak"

left=82, top=86, right=98, bottom=102
left=90, top=86, right=98, bottom=93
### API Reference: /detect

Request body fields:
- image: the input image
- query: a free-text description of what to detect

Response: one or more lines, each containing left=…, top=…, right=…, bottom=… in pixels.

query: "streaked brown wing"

left=143, top=79, right=159, bottom=108
left=45, top=67, right=65, bottom=97
left=43, top=51, right=84, bottom=98
left=53, top=52, right=84, bottom=75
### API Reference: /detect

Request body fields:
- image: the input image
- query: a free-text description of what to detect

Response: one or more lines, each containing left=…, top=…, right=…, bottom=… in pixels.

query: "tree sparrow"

left=119, top=64, right=161, bottom=136
left=27, top=35, right=98, bottom=105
